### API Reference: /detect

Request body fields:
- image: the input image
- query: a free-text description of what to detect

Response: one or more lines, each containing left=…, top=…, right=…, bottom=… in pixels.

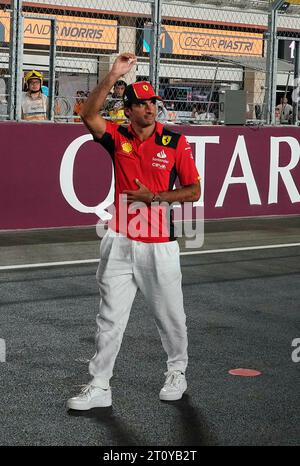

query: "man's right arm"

left=80, top=53, right=137, bottom=140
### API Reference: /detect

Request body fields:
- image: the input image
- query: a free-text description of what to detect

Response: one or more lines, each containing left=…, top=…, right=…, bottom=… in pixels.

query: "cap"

left=123, top=81, right=162, bottom=106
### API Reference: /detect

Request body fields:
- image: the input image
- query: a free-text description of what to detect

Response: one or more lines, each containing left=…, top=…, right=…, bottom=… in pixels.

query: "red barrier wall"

left=0, top=121, right=299, bottom=230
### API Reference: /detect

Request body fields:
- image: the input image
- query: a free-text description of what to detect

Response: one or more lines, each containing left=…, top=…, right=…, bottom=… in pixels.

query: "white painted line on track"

left=0, top=259, right=99, bottom=270
left=1, top=242, right=300, bottom=271
left=180, top=242, right=300, bottom=255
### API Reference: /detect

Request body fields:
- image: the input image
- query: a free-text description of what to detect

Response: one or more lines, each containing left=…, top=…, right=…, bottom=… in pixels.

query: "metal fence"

left=1, top=0, right=300, bottom=125
left=0, top=2, right=11, bottom=120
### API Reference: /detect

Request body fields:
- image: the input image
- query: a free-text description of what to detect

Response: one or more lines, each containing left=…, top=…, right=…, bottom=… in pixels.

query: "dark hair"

left=114, top=80, right=127, bottom=88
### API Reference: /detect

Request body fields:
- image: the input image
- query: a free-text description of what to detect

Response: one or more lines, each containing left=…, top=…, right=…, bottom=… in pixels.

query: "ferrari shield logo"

left=143, top=85, right=149, bottom=91
left=162, top=135, right=172, bottom=146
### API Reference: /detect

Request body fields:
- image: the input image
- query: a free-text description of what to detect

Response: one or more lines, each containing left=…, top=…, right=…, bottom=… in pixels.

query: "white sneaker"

left=159, top=370, right=187, bottom=401
left=67, top=384, right=112, bottom=410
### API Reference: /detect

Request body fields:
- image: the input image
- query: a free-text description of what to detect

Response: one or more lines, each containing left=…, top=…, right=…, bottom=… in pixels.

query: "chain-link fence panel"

left=0, top=2, right=11, bottom=120
left=152, top=1, right=269, bottom=124
left=19, top=0, right=152, bottom=122
left=5, top=0, right=300, bottom=124
left=276, top=2, right=300, bottom=125
left=15, top=0, right=272, bottom=124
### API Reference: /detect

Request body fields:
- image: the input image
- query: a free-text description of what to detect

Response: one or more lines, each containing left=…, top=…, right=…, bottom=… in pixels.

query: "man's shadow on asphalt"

left=68, top=393, right=217, bottom=446
left=161, top=393, right=218, bottom=446
left=68, top=406, right=142, bottom=445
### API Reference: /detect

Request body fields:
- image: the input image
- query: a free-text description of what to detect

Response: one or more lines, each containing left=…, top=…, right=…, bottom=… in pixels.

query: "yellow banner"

left=0, top=12, right=117, bottom=50
left=163, top=25, right=264, bottom=57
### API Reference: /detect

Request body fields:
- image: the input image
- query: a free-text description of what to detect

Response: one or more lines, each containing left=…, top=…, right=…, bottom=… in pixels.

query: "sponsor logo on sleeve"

left=121, top=142, right=133, bottom=153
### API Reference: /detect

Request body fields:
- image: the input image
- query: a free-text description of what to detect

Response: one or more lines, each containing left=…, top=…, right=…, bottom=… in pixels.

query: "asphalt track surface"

left=0, top=217, right=299, bottom=446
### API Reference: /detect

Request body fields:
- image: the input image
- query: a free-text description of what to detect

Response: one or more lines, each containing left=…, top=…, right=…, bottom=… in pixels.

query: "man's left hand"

left=123, top=179, right=153, bottom=204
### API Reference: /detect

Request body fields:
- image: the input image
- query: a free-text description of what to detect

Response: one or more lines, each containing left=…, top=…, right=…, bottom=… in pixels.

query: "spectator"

left=0, top=69, right=7, bottom=120
left=73, top=90, right=85, bottom=123
left=102, top=79, right=127, bottom=123
left=191, top=104, right=215, bottom=122
left=276, top=96, right=293, bottom=124
left=255, top=104, right=262, bottom=120
left=21, top=70, right=48, bottom=121
left=156, top=100, right=169, bottom=122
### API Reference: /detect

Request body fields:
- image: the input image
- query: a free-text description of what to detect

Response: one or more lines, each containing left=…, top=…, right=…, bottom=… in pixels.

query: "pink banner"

left=0, top=121, right=299, bottom=230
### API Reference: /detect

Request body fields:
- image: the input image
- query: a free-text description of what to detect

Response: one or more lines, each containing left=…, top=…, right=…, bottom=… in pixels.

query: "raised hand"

left=111, top=53, right=137, bottom=79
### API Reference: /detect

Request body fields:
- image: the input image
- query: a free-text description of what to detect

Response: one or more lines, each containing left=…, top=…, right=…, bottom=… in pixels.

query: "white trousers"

left=89, top=229, right=188, bottom=389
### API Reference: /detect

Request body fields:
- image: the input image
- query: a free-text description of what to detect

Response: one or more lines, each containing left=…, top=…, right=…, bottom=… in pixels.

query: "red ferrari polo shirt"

left=95, top=121, right=200, bottom=242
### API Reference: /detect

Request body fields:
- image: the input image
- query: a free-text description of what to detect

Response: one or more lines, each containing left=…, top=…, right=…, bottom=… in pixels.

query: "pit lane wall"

left=0, top=122, right=299, bottom=230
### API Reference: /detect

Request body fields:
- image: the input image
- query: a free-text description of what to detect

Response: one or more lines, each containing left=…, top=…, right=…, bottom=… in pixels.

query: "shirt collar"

left=127, top=121, right=164, bottom=139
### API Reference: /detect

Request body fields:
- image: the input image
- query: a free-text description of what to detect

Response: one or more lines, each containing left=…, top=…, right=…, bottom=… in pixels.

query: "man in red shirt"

left=67, top=53, right=200, bottom=410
